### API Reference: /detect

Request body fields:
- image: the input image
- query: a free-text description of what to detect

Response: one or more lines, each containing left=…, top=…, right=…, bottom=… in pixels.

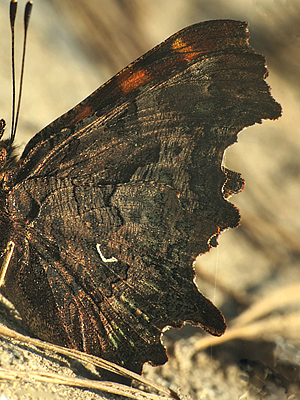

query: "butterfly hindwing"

left=1, top=20, right=281, bottom=376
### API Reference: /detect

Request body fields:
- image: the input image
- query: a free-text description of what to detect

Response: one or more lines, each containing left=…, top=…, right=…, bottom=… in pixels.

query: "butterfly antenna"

left=9, top=0, right=17, bottom=143
left=10, top=0, right=33, bottom=144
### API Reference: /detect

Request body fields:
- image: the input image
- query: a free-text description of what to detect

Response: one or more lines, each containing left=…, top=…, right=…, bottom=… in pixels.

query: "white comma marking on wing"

left=96, top=244, right=118, bottom=263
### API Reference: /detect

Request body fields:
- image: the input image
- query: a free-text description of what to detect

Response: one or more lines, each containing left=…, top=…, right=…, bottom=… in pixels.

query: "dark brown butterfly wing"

left=1, top=20, right=281, bottom=376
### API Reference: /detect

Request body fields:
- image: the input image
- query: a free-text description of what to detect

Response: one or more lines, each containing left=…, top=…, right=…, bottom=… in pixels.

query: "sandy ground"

left=0, top=1, right=300, bottom=399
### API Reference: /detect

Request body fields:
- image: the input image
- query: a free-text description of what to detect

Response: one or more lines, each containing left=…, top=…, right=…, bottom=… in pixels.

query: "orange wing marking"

left=119, top=69, right=151, bottom=95
left=172, top=38, right=200, bottom=62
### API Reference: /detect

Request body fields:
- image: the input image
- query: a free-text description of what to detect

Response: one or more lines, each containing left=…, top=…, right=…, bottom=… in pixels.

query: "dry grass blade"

left=231, top=283, right=300, bottom=327
left=0, top=367, right=169, bottom=400
left=0, top=325, right=178, bottom=400
left=194, top=312, right=300, bottom=352
left=193, top=283, right=300, bottom=353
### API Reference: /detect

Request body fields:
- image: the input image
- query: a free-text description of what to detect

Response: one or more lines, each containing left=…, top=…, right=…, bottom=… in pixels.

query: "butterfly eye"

left=0, top=147, right=7, bottom=171
left=0, top=139, right=18, bottom=175
left=0, top=119, right=6, bottom=139
left=0, top=120, right=7, bottom=171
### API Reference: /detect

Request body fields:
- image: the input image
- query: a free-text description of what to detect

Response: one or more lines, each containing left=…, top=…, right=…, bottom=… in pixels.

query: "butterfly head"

left=0, top=119, right=18, bottom=178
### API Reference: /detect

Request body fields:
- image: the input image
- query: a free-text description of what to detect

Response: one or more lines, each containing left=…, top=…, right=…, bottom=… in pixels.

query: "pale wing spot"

left=108, top=333, right=119, bottom=349
left=108, top=321, right=135, bottom=349
left=120, top=294, right=150, bottom=323
left=111, top=320, right=126, bottom=338
left=96, top=244, right=118, bottom=263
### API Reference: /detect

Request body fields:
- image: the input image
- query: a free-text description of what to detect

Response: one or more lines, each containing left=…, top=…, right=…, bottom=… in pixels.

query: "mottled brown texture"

left=0, top=20, right=281, bottom=379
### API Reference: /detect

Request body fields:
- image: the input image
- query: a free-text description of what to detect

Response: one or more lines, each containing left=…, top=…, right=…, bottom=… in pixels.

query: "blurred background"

left=0, top=0, right=299, bottom=399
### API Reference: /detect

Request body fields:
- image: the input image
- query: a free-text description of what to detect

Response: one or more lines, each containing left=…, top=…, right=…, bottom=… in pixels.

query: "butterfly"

left=0, top=18, right=281, bottom=381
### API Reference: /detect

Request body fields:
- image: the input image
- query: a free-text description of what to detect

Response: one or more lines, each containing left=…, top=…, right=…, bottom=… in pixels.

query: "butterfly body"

left=0, top=20, right=281, bottom=376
